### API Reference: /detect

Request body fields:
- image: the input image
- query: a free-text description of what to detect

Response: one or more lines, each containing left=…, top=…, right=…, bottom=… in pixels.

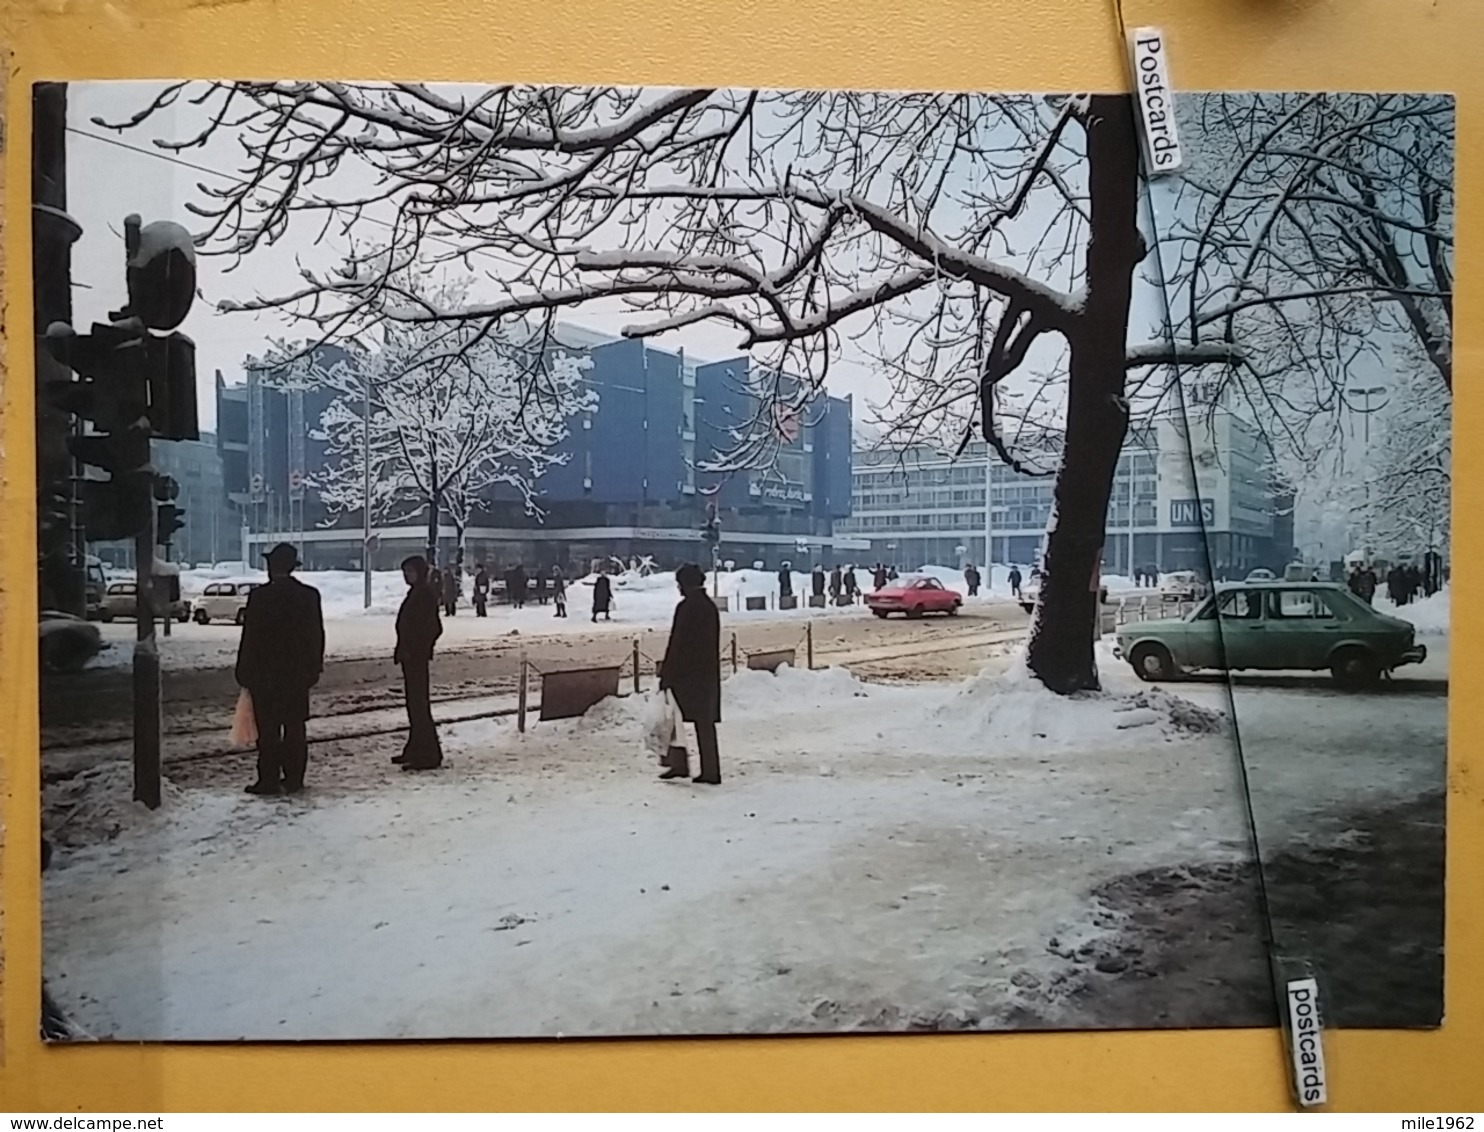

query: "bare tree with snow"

left=98, top=84, right=1448, bottom=692
left=1158, top=94, right=1453, bottom=457
left=251, top=276, right=594, bottom=568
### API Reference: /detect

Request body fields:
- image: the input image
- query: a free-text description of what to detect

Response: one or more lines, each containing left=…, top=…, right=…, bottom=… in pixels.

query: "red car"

left=865, top=575, right=963, bottom=619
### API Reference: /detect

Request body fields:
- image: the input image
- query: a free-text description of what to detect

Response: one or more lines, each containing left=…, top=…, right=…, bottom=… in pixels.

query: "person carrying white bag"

left=644, top=688, right=689, bottom=770
left=655, top=562, right=723, bottom=784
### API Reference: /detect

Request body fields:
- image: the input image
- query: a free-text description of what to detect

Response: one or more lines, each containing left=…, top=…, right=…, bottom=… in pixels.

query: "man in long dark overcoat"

left=394, top=555, right=444, bottom=770
left=592, top=572, right=613, bottom=622
left=657, top=563, right=722, bottom=785
left=236, top=542, right=325, bottom=795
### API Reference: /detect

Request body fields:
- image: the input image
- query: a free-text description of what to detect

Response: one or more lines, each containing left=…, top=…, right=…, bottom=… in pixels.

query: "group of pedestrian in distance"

left=230, top=544, right=719, bottom=796
left=1346, top=558, right=1439, bottom=607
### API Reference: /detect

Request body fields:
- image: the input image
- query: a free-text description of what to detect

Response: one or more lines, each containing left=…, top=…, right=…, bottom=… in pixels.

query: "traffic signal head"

left=79, top=476, right=154, bottom=543
left=117, top=216, right=198, bottom=332
left=156, top=502, right=185, bottom=546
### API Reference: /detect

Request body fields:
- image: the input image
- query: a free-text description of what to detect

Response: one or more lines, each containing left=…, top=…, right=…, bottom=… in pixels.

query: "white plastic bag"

left=643, top=690, right=684, bottom=760
left=230, top=689, right=258, bottom=748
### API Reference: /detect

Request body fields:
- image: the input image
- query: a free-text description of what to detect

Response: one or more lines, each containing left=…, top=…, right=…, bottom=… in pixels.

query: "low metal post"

left=517, top=652, right=528, bottom=734
left=632, top=639, right=641, bottom=694
left=806, top=621, right=814, bottom=670
left=731, top=633, right=738, bottom=674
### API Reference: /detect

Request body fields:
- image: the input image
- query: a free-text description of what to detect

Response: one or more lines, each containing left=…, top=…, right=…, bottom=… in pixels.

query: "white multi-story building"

left=837, top=404, right=1291, bottom=578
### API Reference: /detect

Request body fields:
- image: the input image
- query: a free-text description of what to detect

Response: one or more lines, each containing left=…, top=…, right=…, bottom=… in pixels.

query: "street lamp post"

left=363, top=364, right=373, bottom=609
left=983, top=451, right=994, bottom=584
left=1344, top=384, right=1390, bottom=557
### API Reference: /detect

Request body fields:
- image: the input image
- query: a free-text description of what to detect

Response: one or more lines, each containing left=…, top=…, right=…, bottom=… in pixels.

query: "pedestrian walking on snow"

left=592, top=572, right=613, bottom=622
left=473, top=563, right=490, bottom=618
left=657, top=563, right=722, bottom=785
left=235, top=543, right=325, bottom=796
left=442, top=565, right=460, bottom=617
left=393, top=555, right=443, bottom=771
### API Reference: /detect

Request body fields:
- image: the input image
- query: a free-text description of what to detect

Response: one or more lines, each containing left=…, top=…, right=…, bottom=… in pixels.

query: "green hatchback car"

left=1112, top=581, right=1427, bottom=688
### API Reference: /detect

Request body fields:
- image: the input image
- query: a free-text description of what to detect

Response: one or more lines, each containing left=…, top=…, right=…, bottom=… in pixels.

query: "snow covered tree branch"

left=250, top=276, right=594, bottom=565
left=102, top=84, right=1450, bottom=692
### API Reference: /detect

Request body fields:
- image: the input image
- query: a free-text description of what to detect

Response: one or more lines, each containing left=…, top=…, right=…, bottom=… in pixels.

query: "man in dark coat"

left=235, top=543, right=325, bottom=796
left=473, top=563, right=490, bottom=617
left=511, top=563, right=528, bottom=609
left=592, top=572, right=613, bottom=622
left=393, top=555, right=443, bottom=771
left=842, top=565, right=859, bottom=603
left=1406, top=563, right=1424, bottom=603
left=552, top=566, right=568, bottom=618
left=442, top=564, right=460, bottom=617
left=812, top=564, right=826, bottom=598
left=658, top=563, right=722, bottom=785
left=873, top=563, right=889, bottom=591
left=964, top=564, right=981, bottom=596
left=534, top=569, right=548, bottom=605
left=828, top=565, right=842, bottom=601
left=778, top=562, right=793, bottom=598
left=1386, top=564, right=1406, bottom=606
left=1008, top=565, right=1023, bottom=599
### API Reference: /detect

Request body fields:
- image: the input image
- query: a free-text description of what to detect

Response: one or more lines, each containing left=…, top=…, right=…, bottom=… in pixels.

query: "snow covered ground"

left=1374, top=588, right=1449, bottom=635
left=49, top=654, right=1258, bottom=1040
left=87, top=563, right=1158, bottom=672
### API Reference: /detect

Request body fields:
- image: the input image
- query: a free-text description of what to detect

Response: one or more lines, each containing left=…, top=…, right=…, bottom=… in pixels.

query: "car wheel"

left=177, top=610, right=190, bottom=623
left=906, top=605, right=925, bottom=619
left=193, top=609, right=210, bottom=625
left=872, top=609, right=889, bottom=619
left=1331, top=647, right=1380, bottom=689
left=99, top=609, right=114, bottom=624
left=947, top=603, right=960, bottom=616
left=234, top=609, right=247, bottom=626
left=1128, top=642, right=1176, bottom=683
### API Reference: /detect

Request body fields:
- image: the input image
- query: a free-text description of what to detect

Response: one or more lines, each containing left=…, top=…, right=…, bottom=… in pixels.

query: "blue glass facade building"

left=217, top=328, right=857, bottom=570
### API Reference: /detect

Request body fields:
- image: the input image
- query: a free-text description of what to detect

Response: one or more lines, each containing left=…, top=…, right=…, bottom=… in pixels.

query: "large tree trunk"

left=1026, top=95, right=1142, bottom=694
left=424, top=489, right=440, bottom=566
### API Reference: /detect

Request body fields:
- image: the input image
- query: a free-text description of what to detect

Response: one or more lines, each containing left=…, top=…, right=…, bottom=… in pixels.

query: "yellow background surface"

left=1, top=0, right=1480, bottom=1112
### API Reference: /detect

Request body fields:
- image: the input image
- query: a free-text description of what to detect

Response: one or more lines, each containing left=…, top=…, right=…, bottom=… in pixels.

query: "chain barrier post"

left=806, top=621, right=814, bottom=670
left=517, top=651, right=528, bottom=734
left=633, top=638, right=641, bottom=694
left=731, top=633, right=738, bottom=674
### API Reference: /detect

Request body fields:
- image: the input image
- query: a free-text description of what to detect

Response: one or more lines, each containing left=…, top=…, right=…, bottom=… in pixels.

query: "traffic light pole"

left=134, top=510, right=162, bottom=809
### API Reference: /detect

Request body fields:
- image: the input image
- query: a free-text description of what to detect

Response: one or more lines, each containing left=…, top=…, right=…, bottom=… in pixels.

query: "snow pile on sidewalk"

left=43, top=762, right=186, bottom=848
left=1376, top=588, right=1449, bottom=636
left=45, top=646, right=1260, bottom=1041
left=945, top=653, right=1227, bottom=752
left=724, top=662, right=873, bottom=713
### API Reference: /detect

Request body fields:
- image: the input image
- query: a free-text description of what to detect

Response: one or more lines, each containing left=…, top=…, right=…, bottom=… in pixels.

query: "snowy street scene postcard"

left=32, top=82, right=1450, bottom=1041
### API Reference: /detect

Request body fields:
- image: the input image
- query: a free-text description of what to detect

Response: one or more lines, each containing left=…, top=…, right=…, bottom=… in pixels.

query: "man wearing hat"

left=235, top=543, right=326, bottom=795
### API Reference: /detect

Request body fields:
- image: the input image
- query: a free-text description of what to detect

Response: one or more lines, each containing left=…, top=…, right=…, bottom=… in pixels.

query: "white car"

left=1159, top=570, right=1203, bottom=602
left=192, top=580, right=260, bottom=625
left=99, top=580, right=192, bottom=623
left=1018, top=572, right=1108, bottom=613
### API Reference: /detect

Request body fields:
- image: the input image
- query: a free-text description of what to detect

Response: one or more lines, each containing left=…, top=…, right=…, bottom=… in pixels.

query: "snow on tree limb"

left=250, top=275, right=594, bottom=535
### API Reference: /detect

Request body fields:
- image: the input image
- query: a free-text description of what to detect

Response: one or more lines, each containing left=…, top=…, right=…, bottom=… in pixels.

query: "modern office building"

left=838, top=395, right=1293, bottom=577
left=214, top=326, right=861, bottom=570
